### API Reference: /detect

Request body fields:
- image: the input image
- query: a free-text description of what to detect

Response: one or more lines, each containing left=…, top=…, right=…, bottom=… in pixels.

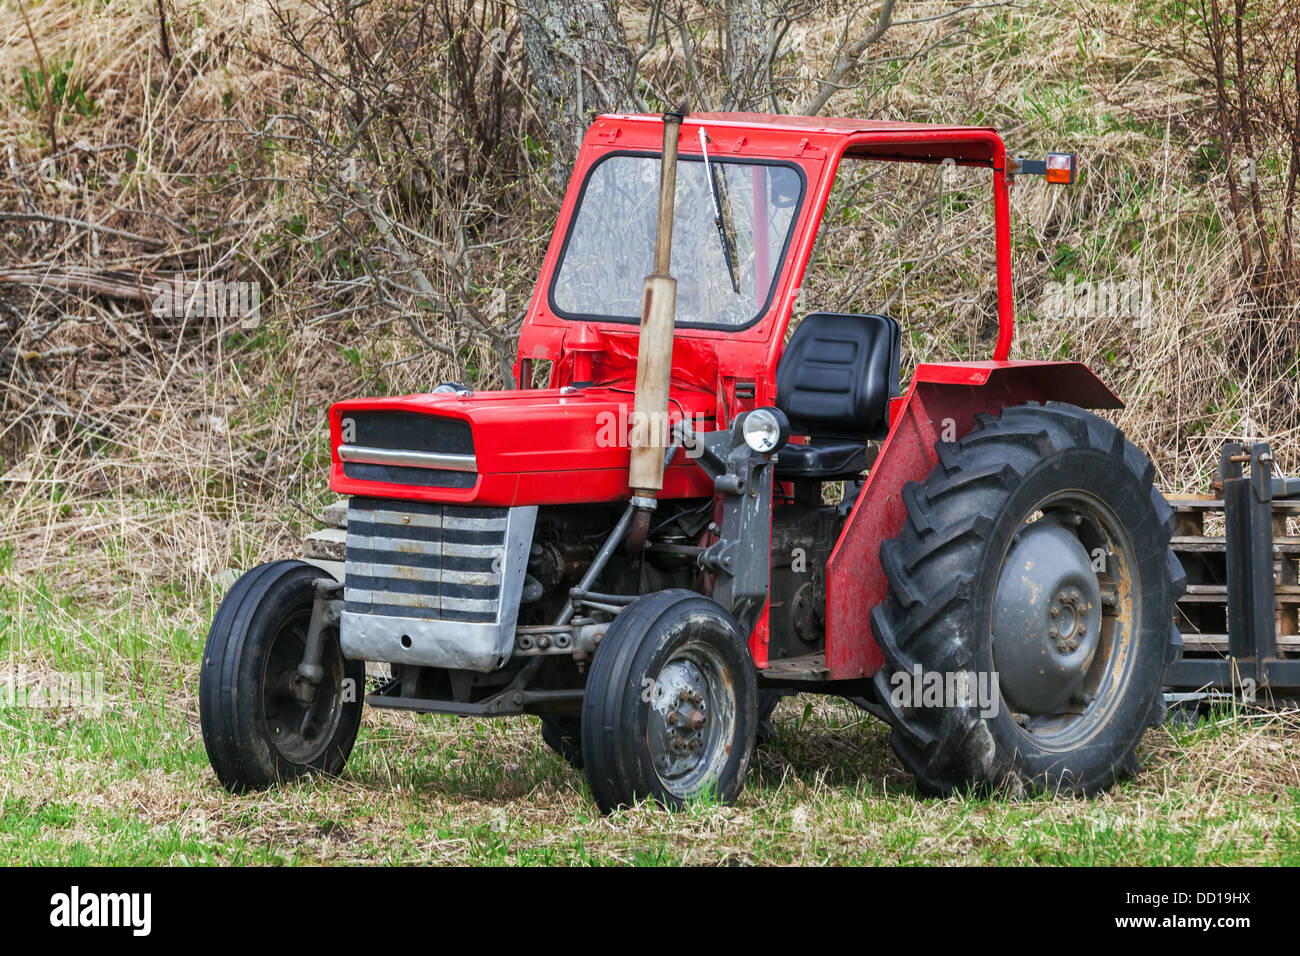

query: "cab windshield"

left=550, top=153, right=804, bottom=328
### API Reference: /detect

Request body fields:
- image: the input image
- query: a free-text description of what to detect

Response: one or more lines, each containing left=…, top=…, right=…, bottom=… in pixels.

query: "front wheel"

left=581, top=590, right=757, bottom=812
left=872, top=402, right=1183, bottom=795
left=199, top=560, right=364, bottom=792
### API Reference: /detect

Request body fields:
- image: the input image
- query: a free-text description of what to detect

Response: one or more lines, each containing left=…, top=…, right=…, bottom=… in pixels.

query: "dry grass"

left=2, top=1, right=1300, bottom=863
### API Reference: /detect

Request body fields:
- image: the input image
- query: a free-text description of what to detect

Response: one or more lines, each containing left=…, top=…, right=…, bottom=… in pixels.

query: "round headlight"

left=741, top=407, right=789, bottom=454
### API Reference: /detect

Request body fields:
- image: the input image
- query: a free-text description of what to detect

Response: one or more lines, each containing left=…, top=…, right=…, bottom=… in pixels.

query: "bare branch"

left=800, top=0, right=897, bottom=116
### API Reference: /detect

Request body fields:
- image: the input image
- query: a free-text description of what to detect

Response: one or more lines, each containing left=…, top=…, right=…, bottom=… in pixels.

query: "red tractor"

left=199, top=112, right=1183, bottom=810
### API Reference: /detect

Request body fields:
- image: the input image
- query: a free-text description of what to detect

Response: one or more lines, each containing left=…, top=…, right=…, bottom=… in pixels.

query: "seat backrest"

left=775, top=312, right=901, bottom=440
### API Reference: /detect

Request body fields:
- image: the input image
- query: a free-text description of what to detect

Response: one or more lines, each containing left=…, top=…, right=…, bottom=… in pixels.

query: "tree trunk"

left=518, top=0, right=635, bottom=187
left=724, top=0, right=769, bottom=111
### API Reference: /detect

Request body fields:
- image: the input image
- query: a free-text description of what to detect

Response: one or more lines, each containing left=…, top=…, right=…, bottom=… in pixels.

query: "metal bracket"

left=680, top=419, right=777, bottom=633
left=295, top=578, right=344, bottom=704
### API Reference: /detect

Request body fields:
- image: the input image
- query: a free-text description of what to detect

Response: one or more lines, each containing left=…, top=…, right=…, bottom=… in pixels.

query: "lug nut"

left=689, top=738, right=701, bottom=750
left=667, top=712, right=678, bottom=726
left=690, top=710, right=707, bottom=730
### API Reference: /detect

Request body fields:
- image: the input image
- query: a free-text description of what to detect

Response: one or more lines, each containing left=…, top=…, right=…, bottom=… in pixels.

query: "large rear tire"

left=871, top=402, right=1184, bottom=795
left=581, top=590, right=757, bottom=812
left=200, top=560, right=364, bottom=792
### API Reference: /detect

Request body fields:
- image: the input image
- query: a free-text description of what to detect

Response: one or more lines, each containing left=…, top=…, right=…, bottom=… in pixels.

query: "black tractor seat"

left=773, top=311, right=901, bottom=481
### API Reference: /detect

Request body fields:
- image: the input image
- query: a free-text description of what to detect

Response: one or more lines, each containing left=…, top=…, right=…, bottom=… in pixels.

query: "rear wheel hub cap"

left=992, top=521, right=1102, bottom=716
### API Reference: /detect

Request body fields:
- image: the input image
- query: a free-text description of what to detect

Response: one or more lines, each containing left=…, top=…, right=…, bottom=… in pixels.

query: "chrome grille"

left=338, top=411, right=476, bottom=489
left=344, top=498, right=506, bottom=624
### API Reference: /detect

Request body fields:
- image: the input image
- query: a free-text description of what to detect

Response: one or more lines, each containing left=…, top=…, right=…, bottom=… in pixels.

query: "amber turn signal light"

left=1045, top=152, right=1076, bottom=184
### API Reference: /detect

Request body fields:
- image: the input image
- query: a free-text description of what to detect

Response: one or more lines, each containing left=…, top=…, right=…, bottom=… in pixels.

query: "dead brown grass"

left=2, top=1, right=1293, bottom=582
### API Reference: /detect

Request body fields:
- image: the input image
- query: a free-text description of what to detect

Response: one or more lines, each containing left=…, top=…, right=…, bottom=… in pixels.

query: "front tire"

left=581, top=590, right=757, bottom=812
left=199, top=560, right=364, bottom=792
left=872, top=402, right=1183, bottom=795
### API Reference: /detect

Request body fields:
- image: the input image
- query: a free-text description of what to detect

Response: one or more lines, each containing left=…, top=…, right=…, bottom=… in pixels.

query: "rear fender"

left=822, top=361, right=1122, bottom=681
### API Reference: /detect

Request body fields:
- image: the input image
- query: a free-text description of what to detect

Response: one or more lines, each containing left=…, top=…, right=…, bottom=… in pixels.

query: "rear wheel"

left=872, top=402, right=1183, bottom=795
left=581, top=590, right=757, bottom=812
left=199, top=560, right=364, bottom=792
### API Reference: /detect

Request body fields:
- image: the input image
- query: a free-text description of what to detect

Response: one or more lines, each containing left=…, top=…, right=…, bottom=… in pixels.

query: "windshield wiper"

left=699, top=128, right=740, bottom=294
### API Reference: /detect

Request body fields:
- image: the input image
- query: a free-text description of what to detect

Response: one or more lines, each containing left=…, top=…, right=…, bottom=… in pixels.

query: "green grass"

left=3, top=567, right=1300, bottom=865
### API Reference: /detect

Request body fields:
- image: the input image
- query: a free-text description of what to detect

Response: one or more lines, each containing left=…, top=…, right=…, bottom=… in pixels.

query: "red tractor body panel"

left=329, top=385, right=719, bottom=506
left=327, top=111, right=1121, bottom=682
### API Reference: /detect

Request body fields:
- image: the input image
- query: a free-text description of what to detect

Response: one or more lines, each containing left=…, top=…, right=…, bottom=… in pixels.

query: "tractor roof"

left=592, top=111, right=1007, bottom=166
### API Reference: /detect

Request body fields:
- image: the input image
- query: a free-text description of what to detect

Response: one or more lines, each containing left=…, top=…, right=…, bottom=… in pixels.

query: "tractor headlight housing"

left=741, top=407, right=789, bottom=454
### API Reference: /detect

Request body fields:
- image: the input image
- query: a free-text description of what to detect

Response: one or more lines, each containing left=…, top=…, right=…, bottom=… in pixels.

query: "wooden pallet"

left=1167, top=496, right=1300, bottom=658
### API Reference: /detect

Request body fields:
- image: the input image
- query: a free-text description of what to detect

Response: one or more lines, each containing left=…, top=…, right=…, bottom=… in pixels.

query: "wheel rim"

left=990, top=489, right=1140, bottom=752
left=260, top=610, right=346, bottom=765
left=645, top=639, right=737, bottom=799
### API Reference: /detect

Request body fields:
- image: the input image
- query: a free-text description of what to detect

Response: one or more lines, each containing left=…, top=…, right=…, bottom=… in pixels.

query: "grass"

left=3, top=568, right=1300, bottom=865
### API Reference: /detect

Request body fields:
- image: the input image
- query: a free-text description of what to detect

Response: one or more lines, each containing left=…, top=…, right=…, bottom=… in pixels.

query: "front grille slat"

left=345, top=530, right=447, bottom=554
left=438, top=569, right=500, bottom=587
left=347, top=587, right=442, bottom=611
left=355, top=507, right=444, bottom=530
left=344, top=497, right=506, bottom=625
left=440, top=596, right=501, bottom=614
left=345, top=560, right=442, bottom=583
left=439, top=541, right=504, bottom=558
left=441, top=515, right=508, bottom=532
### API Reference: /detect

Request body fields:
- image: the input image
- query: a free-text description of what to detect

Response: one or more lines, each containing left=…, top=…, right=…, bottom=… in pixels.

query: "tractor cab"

left=201, top=113, right=1180, bottom=814
left=514, top=113, right=1026, bottom=417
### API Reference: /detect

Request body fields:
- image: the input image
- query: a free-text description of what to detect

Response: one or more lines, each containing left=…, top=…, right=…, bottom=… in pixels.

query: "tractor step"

left=761, top=652, right=829, bottom=682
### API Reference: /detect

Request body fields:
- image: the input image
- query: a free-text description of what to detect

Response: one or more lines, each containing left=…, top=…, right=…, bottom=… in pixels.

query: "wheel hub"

left=1051, top=587, right=1085, bottom=653
left=262, top=618, right=345, bottom=765
left=992, top=520, right=1102, bottom=716
left=646, top=653, right=728, bottom=788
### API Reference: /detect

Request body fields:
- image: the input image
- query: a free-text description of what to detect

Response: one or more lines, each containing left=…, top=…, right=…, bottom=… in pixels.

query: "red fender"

left=822, top=360, right=1122, bottom=681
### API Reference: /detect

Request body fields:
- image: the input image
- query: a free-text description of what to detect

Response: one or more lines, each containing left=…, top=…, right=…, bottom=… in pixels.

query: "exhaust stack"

left=626, top=111, right=684, bottom=549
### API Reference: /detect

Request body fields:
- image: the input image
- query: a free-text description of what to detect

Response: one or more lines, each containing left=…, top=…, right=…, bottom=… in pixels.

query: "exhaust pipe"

left=627, top=110, right=684, bottom=552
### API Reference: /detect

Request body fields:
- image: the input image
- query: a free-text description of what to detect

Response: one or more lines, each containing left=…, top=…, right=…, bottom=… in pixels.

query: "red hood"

left=328, top=385, right=718, bottom=507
